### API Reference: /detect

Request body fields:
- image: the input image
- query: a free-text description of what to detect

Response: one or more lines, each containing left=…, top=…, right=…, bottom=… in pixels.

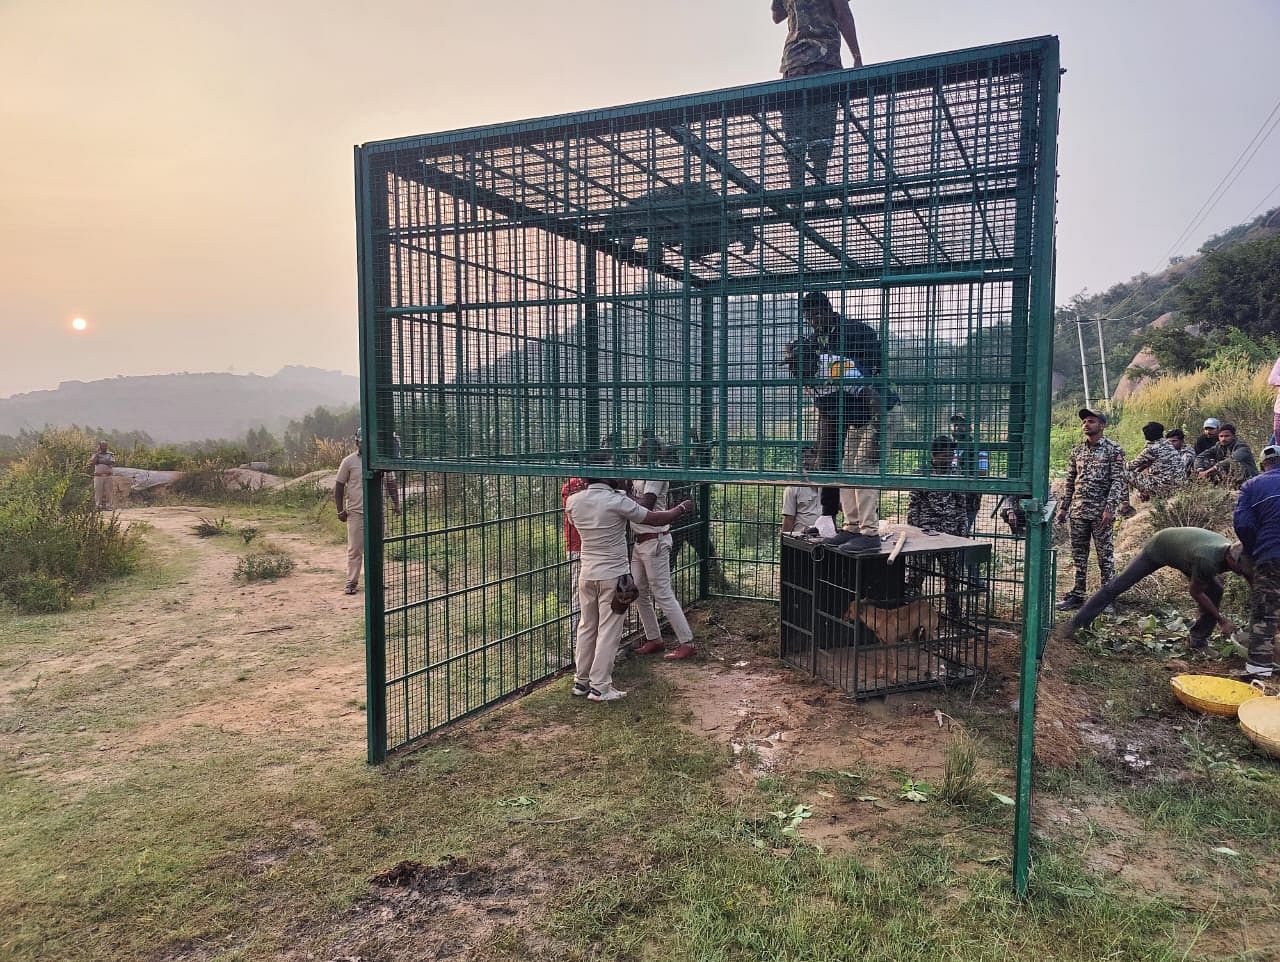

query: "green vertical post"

left=355, top=146, right=389, bottom=764
left=584, top=253, right=600, bottom=451
left=698, top=295, right=716, bottom=599
left=1013, top=38, right=1060, bottom=898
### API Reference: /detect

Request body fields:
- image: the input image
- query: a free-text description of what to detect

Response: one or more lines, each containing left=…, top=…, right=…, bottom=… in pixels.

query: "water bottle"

left=977, top=450, right=990, bottom=476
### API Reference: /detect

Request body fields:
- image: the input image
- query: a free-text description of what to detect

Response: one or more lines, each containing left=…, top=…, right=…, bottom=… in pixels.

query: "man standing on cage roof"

left=1055, top=408, right=1126, bottom=612
left=771, top=0, right=862, bottom=199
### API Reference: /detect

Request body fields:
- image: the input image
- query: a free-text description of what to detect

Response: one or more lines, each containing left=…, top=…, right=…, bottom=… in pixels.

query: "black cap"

left=1142, top=421, right=1165, bottom=442
left=949, top=413, right=967, bottom=423
left=1078, top=407, right=1108, bottom=424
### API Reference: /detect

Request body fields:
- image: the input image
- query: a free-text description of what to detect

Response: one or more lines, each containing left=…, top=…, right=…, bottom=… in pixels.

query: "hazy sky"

left=2, top=0, right=1278, bottom=397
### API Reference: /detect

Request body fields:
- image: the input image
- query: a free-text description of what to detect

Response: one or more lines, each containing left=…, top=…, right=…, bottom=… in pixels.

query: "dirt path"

left=2, top=505, right=367, bottom=788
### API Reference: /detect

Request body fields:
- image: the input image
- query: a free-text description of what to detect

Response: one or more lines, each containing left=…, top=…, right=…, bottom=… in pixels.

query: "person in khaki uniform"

left=334, top=431, right=400, bottom=595
left=630, top=449, right=698, bottom=661
left=88, top=441, right=115, bottom=510
left=566, top=475, right=693, bottom=702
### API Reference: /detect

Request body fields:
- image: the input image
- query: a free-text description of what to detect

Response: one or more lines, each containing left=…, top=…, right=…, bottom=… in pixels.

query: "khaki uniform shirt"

left=335, top=452, right=364, bottom=514
left=782, top=485, right=822, bottom=530
left=630, top=479, right=671, bottom=536
left=566, top=483, right=649, bottom=581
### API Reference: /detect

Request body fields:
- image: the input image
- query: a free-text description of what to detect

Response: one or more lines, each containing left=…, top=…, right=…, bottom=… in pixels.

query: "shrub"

left=0, top=429, right=143, bottom=612
left=192, top=516, right=230, bottom=537
left=1147, top=484, right=1236, bottom=534
left=235, top=549, right=295, bottom=581
left=937, top=728, right=984, bottom=807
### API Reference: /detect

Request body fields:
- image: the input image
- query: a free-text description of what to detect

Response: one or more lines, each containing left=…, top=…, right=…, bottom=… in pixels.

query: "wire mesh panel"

left=355, top=37, right=1059, bottom=497
left=780, top=534, right=990, bottom=697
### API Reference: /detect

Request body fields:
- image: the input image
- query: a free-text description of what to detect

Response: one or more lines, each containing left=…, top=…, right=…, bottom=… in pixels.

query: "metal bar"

left=1014, top=38, right=1060, bottom=900
left=354, top=145, right=388, bottom=764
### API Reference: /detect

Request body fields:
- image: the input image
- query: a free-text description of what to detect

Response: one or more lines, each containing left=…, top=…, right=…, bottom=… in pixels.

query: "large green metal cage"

left=355, top=36, right=1059, bottom=895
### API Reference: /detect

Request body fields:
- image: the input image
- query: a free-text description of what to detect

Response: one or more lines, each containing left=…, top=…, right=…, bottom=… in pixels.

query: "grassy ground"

left=2, top=505, right=1278, bottom=961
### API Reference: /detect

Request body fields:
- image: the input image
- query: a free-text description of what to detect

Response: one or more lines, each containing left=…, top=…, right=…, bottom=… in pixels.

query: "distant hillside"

left=0, top=366, right=359, bottom=442
left=1053, top=206, right=1280, bottom=400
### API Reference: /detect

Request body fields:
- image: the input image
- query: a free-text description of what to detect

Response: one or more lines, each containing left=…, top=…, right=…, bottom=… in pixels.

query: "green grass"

left=2, top=504, right=1278, bottom=962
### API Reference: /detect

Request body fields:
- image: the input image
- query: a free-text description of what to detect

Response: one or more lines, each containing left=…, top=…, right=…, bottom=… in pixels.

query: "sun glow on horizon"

left=71, top=317, right=87, bottom=332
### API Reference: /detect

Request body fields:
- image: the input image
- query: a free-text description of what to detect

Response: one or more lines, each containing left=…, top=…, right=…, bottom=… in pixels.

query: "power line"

left=1161, top=95, right=1280, bottom=264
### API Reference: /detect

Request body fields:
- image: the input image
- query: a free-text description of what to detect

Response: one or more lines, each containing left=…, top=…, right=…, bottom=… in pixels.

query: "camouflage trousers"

left=1067, top=515, right=1115, bottom=596
left=1246, top=561, right=1280, bottom=667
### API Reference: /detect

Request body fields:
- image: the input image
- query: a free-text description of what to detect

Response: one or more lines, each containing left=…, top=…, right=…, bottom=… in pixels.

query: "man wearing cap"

left=334, top=431, right=401, bottom=595
left=1194, top=423, right=1258, bottom=488
left=1165, top=428, right=1195, bottom=476
left=796, top=290, right=891, bottom=556
left=1233, top=443, right=1280, bottom=679
left=1194, top=418, right=1221, bottom=456
left=1052, top=528, right=1252, bottom=648
left=1055, top=408, right=1127, bottom=611
left=567, top=470, right=694, bottom=702
left=1120, top=421, right=1185, bottom=515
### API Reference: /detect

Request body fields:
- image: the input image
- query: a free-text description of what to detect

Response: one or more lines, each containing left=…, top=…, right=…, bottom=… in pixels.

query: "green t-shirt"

left=1142, top=527, right=1231, bottom=583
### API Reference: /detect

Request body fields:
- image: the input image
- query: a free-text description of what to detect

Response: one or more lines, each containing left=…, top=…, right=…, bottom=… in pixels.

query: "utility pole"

left=1074, top=312, right=1111, bottom=410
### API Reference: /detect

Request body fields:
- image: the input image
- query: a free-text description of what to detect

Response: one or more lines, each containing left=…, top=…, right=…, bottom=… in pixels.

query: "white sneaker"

left=1237, top=663, right=1274, bottom=680
left=571, top=682, right=590, bottom=697
left=587, top=687, right=627, bottom=702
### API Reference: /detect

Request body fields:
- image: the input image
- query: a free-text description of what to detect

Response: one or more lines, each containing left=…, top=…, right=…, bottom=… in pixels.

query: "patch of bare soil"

left=283, top=849, right=560, bottom=962
left=2, top=505, right=366, bottom=788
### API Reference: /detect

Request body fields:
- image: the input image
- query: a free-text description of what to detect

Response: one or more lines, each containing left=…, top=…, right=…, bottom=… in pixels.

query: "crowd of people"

left=1053, top=400, right=1280, bottom=681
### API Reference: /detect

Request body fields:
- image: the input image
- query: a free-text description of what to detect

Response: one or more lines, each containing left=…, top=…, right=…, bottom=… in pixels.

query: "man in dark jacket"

left=797, top=291, right=886, bottom=555
left=1234, top=444, right=1280, bottom=679
left=1194, top=423, right=1258, bottom=488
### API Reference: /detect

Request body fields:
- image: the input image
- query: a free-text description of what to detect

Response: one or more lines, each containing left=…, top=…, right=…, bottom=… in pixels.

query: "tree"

left=1178, top=234, right=1280, bottom=340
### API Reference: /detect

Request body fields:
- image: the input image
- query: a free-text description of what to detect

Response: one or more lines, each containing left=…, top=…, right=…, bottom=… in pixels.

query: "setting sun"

left=71, top=317, right=87, bottom=331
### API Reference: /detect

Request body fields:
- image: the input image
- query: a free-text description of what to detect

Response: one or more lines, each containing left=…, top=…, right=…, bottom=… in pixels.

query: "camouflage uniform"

left=907, top=483, right=968, bottom=536
left=1174, top=446, right=1195, bottom=476
left=1125, top=438, right=1186, bottom=499
left=773, top=0, right=852, bottom=191
left=1194, top=440, right=1259, bottom=488
left=1060, top=436, right=1127, bottom=599
left=907, top=471, right=968, bottom=615
left=1245, top=563, right=1280, bottom=668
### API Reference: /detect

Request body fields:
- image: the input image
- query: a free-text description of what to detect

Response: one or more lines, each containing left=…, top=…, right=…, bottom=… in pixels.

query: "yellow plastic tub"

left=1170, top=674, right=1264, bottom=718
left=1238, top=697, right=1280, bottom=758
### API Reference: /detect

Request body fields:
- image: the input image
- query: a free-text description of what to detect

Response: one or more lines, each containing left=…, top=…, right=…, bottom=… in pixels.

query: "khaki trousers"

left=838, top=416, right=892, bottom=536
left=346, top=510, right=364, bottom=588
left=631, top=536, right=692, bottom=644
left=93, top=475, right=113, bottom=509
left=574, top=578, right=625, bottom=693
left=567, top=551, right=582, bottom=639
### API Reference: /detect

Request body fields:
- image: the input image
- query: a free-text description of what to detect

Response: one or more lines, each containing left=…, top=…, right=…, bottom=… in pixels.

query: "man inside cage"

left=906, top=435, right=970, bottom=617
left=1055, top=408, right=1127, bottom=612
left=785, top=290, right=890, bottom=556
left=1233, top=443, right=1280, bottom=680
left=630, top=437, right=698, bottom=661
left=1051, top=527, right=1253, bottom=650
left=334, top=430, right=401, bottom=596
left=782, top=443, right=824, bottom=534
left=771, top=0, right=863, bottom=198
left=566, top=462, right=695, bottom=702
left=1118, top=420, right=1186, bottom=517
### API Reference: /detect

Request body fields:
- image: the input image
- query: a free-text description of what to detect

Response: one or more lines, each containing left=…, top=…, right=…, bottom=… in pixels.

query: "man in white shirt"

left=334, top=431, right=400, bottom=595
left=630, top=446, right=699, bottom=661
left=566, top=471, right=693, bottom=702
left=782, top=444, right=823, bottom=534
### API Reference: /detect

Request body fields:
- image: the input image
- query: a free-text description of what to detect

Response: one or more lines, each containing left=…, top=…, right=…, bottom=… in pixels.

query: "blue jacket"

left=1234, top=468, right=1280, bottom=566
